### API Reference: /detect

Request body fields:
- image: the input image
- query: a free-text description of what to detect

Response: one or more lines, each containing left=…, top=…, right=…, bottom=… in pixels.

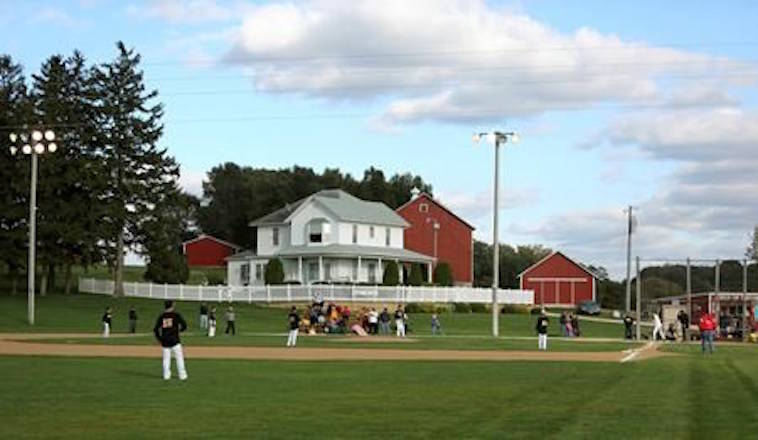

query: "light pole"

left=9, top=129, right=58, bottom=325
left=473, top=130, right=519, bottom=337
left=426, top=217, right=440, bottom=262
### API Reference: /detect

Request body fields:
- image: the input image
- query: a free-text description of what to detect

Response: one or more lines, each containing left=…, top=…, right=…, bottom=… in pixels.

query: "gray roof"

left=277, top=244, right=434, bottom=263
left=249, top=189, right=409, bottom=228
left=225, top=250, right=257, bottom=262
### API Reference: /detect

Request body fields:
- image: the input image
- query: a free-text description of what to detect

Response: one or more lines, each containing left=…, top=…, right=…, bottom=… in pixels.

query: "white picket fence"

left=78, top=277, right=534, bottom=305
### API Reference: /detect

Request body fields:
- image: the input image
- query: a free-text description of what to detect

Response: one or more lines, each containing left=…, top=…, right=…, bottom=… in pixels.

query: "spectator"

left=394, top=305, right=406, bottom=337
left=719, top=312, right=729, bottom=338
left=699, top=311, right=717, bottom=354
left=128, top=306, right=138, bottom=334
left=623, top=314, right=634, bottom=339
left=431, top=313, right=442, bottom=335
left=368, top=308, right=379, bottom=334
left=379, top=308, right=391, bottom=334
left=225, top=306, right=236, bottom=336
left=536, top=311, right=549, bottom=350
left=677, top=310, right=690, bottom=342
left=571, top=314, right=581, bottom=337
left=559, top=312, right=568, bottom=337
left=199, top=302, right=209, bottom=330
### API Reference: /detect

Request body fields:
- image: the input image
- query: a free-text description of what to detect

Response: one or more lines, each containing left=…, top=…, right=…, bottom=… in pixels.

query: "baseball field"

left=2, top=294, right=757, bottom=438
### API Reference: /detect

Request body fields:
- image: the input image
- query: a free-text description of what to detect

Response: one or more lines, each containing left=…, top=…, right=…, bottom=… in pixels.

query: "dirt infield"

left=0, top=333, right=667, bottom=363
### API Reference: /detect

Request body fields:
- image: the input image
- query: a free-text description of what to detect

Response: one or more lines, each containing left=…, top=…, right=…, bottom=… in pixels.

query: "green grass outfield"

left=2, top=345, right=758, bottom=438
left=0, top=293, right=628, bottom=339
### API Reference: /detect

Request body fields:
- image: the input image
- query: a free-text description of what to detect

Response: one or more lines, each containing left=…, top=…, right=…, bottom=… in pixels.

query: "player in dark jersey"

left=153, top=300, right=188, bottom=381
left=536, top=311, right=549, bottom=350
left=286, top=306, right=300, bottom=347
left=102, top=307, right=113, bottom=338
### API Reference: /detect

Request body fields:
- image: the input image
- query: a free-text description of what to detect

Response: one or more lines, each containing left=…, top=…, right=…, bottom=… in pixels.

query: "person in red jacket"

left=699, top=311, right=716, bottom=354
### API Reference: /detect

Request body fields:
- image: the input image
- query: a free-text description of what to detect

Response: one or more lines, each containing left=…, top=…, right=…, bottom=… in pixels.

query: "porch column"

left=427, top=262, right=433, bottom=283
left=378, top=257, right=383, bottom=281
left=319, top=256, right=324, bottom=281
left=357, top=256, right=362, bottom=282
left=298, top=257, right=303, bottom=283
left=554, top=280, right=560, bottom=304
left=396, top=259, right=401, bottom=283
left=570, top=281, right=576, bottom=305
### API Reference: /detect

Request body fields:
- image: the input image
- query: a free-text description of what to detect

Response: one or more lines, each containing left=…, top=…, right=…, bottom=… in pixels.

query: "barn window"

left=419, top=203, right=429, bottom=213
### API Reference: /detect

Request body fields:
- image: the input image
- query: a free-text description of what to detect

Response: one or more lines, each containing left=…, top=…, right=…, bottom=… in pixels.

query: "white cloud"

left=221, top=0, right=756, bottom=124
left=179, top=168, right=206, bottom=196
left=33, top=7, right=87, bottom=28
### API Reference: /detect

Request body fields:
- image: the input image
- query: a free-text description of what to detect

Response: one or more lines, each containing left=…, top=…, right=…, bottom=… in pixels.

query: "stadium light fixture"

left=472, top=130, right=519, bottom=338
left=8, top=127, right=58, bottom=325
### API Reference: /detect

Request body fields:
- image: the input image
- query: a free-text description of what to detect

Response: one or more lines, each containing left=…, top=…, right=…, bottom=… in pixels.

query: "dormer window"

left=308, top=219, right=330, bottom=243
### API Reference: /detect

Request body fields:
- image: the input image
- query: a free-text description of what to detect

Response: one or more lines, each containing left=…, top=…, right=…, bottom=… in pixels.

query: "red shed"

left=182, top=234, right=241, bottom=267
left=519, top=251, right=597, bottom=306
left=396, top=191, right=475, bottom=285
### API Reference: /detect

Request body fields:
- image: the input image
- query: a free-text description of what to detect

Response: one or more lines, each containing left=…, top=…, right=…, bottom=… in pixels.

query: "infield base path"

left=0, top=333, right=667, bottom=363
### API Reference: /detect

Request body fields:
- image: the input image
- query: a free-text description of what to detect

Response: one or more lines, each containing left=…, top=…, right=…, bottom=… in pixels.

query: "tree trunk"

left=48, top=264, right=56, bottom=294
left=115, top=230, right=125, bottom=297
left=64, top=264, right=73, bottom=295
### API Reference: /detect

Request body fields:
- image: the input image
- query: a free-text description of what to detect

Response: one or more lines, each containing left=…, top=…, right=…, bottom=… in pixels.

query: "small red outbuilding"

left=182, top=234, right=241, bottom=268
left=519, top=251, right=597, bottom=306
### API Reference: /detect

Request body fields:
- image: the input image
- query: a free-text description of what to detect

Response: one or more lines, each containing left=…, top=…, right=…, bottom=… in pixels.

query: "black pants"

left=625, top=326, right=632, bottom=339
left=129, top=319, right=137, bottom=333
left=226, top=321, right=236, bottom=335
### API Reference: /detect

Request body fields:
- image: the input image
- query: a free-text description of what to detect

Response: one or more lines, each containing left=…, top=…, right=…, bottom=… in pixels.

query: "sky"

left=2, top=0, right=757, bottom=278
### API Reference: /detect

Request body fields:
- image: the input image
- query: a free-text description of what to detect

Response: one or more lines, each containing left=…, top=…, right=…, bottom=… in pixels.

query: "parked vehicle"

left=577, top=300, right=601, bottom=316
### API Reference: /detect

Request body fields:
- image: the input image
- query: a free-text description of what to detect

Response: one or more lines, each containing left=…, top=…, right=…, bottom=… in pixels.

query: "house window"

left=369, top=226, right=375, bottom=239
left=419, top=203, right=429, bottom=213
left=240, top=263, right=250, bottom=285
left=308, top=219, right=329, bottom=243
left=308, top=263, right=319, bottom=281
left=385, top=228, right=391, bottom=246
left=352, top=224, right=358, bottom=244
left=352, top=260, right=358, bottom=280
left=255, top=263, right=263, bottom=281
left=367, top=262, right=376, bottom=284
left=272, top=227, right=279, bottom=246
left=325, top=262, right=332, bottom=280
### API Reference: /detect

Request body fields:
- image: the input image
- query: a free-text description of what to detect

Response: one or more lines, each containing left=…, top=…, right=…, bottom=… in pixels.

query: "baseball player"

left=225, top=306, right=236, bottom=336
left=102, top=306, right=113, bottom=338
left=153, top=300, right=188, bottom=381
left=536, top=311, right=549, bottom=350
left=208, top=306, right=217, bottom=337
left=128, top=306, right=137, bottom=333
left=286, top=306, right=300, bottom=347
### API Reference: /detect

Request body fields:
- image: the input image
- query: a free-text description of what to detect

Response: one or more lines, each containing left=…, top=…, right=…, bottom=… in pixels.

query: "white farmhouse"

left=226, top=189, right=435, bottom=286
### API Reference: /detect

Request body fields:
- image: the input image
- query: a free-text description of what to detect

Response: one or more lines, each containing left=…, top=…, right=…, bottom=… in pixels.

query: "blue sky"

left=2, top=0, right=757, bottom=278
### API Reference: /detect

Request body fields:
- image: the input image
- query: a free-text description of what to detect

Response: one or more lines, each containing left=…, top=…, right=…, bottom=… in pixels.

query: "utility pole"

left=743, top=260, right=748, bottom=342
left=635, top=256, right=641, bottom=340
left=686, top=257, right=692, bottom=319
left=624, top=206, right=634, bottom=313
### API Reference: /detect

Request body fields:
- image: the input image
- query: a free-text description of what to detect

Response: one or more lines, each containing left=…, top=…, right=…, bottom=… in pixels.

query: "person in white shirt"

left=652, top=312, right=665, bottom=341
left=368, top=308, right=379, bottom=334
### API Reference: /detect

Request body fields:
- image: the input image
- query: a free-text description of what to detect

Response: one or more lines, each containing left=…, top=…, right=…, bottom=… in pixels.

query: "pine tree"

left=433, top=262, right=453, bottom=286
left=264, top=258, right=285, bottom=285
left=408, top=263, right=424, bottom=286
left=382, top=262, right=399, bottom=286
left=0, top=55, right=31, bottom=295
left=141, top=187, right=195, bottom=284
left=93, top=42, right=178, bottom=296
left=748, top=225, right=758, bottom=261
left=31, top=52, right=104, bottom=294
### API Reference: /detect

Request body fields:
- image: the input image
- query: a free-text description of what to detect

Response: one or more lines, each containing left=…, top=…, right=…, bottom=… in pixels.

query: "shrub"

left=205, top=272, right=225, bottom=285
left=404, top=302, right=425, bottom=313
left=453, top=302, right=472, bottom=313
left=470, top=303, right=488, bottom=313
left=264, top=258, right=285, bottom=285
left=408, top=263, right=424, bottom=286
left=144, top=250, right=189, bottom=284
left=382, top=262, right=400, bottom=286
left=501, top=304, right=532, bottom=314
left=433, top=262, right=453, bottom=286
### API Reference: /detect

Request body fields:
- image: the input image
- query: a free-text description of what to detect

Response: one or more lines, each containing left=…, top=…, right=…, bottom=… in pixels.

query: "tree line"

left=0, top=43, right=191, bottom=294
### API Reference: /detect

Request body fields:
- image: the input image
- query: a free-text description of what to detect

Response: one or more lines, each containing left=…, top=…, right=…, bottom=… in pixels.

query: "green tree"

left=433, top=262, right=453, bottom=286
left=31, top=51, right=104, bottom=294
left=382, top=262, right=399, bottom=286
left=748, top=225, right=758, bottom=261
left=408, top=263, right=424, bottom=286
left=264, top=258, right=284, bottom=285
left=0, top=55, right=30, bottom=295
left=93, top=42, right=178, bottom=296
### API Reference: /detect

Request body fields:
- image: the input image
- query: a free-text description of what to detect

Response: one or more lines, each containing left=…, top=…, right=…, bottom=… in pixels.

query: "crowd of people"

left=296, top=300, right=415, bottom=337
left=558, top=311, right=581, bottom=337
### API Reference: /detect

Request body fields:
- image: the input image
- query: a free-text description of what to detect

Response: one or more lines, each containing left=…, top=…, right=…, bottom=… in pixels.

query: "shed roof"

left=518, top=251, right=599, bottom=279
left=182, top=234, right=241, bottom=250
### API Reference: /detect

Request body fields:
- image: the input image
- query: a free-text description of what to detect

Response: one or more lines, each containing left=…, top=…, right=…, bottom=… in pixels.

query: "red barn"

left=396, top=190, right=474, bottom=285
left=182, top=234, right=241, bottom=267
left=519, top=251, right=597, bottom=306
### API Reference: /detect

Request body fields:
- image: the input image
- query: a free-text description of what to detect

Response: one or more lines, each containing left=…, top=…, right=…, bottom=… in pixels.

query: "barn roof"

left=396, top=192, right=475, bottom=230
left=518, top=251, right=599, bottom=279
left=182, top=234, right=241, bottom=250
